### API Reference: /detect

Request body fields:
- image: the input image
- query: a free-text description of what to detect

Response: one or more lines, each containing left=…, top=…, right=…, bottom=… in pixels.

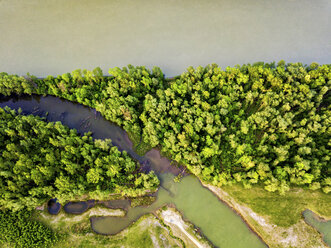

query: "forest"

left=0, top=106, right=159, bottom=247
left=0, top=62, right=330, bottom=195
left=0, top=107, right=159, bottom=211
left=0, top=210, right=57, bottom=248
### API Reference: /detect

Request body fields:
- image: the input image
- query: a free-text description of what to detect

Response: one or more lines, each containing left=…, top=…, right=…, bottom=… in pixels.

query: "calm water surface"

left=0, top=95, right=266, bottom=248
left=0, top=0, right=330, bottom=76
left=303, top=210, right=331, bottom=247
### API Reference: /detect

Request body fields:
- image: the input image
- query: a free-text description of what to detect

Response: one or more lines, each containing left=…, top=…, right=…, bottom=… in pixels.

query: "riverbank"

left=37, top=206, right=125, bottom=225
left=204, top=182, right=331, bottom=248
left=1, top=93, right=329, bottom=247
left=303, top=210, right=331, bottom=246
left=34, top=203, right=214, bottom=247
left=156, top=207, right=212, bottom=248
left=0, top=95, right=266, bottom=248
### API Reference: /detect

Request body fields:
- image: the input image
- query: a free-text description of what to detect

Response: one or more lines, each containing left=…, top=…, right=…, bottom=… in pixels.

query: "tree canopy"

left=0, top=210, right=57, bottom=248
left=1, top=62, right=330, bottom=194
left=0, top=107, right=159, bottom=211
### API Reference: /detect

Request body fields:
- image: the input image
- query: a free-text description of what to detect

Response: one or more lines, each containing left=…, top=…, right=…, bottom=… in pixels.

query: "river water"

left=0, top=0, right=330, bottom=77
left=303, top=210, right=331, bottom=247
left=0, top=95, right=266, bottom=248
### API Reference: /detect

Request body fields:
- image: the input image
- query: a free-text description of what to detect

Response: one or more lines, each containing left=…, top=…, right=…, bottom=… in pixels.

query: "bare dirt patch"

left=158, top=207, right=212, bottom=248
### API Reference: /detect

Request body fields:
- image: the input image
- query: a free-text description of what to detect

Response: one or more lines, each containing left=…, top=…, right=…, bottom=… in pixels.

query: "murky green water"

left=0, top=0, right=330, bottom=77
left=92, top=173, right=266, bottom=248
left=0, top=95, right=266, bottom=247
left=303, top=210, right=331, bottom=247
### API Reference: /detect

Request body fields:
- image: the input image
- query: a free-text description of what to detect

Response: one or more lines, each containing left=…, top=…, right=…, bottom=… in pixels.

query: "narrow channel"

left=303, top=210, right=331, bottom=247
left=0, top=95, right=266, bottom=248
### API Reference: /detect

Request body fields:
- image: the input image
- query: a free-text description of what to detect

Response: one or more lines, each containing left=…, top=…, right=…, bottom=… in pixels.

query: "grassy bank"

left=34, top=207, right=182, bottom=248
left=223, top=184, right=331, bottom=227
left=206, top=182, right=331, bottom=248
left=33, top=201, right=211, bottom=247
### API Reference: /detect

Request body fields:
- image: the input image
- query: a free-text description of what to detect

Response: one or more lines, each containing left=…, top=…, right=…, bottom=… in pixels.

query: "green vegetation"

left=130, top=196, right=156, bottom=208
left=0, top=210, right=57, bottom=248
left=0, top=107, right=159, bottom=211
left=141, top=62, right=330, bottom=194
left=223, top=184, right=331, bottom=227
left=34, top=209, right=181, bottom=248
left=1, top=62, right=329, bottom=194
left=0, top=62, right=330, bottom=248
left=0, top=66, right=164, bottom=150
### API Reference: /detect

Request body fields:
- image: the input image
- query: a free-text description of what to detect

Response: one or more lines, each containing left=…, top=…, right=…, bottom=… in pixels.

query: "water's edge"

left=1, top=94, right=267, bottom=247
left=302, top=209, right=331, bottom=247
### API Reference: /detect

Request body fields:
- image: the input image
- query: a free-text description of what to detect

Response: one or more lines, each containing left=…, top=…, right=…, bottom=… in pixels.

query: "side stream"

left=0, top=95, right=266, bottom=248
left=303, top=210, right=331, bottom=247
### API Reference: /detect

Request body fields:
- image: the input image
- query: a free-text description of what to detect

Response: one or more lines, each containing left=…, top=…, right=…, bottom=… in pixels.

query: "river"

left=0, top=0, right=330, bottom=77
left=0, top=95, right=266, bottom=248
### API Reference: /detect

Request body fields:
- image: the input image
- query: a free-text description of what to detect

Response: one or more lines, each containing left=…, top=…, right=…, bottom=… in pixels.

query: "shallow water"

left=303, top=210, right=331, bottom=246
left=92, top=173, right=267, bottom=248
left=0, top=0, right=330, bottom=77
left=48, top=199, right=61, bottom=215
left=0, top=95, right=266, bottom=247
left=101, top=199, right=131, bottom=210
left=64, top=201, right=94, bottom=214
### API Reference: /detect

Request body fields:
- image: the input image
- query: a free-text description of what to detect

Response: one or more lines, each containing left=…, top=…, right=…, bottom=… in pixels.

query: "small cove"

left=48, top=198, right=61, bottom=215
left=0, top=95, right=266, bottom=248
left=303, top=210, right=331, bottom=247
left=63, top=200, right=95, bottom=214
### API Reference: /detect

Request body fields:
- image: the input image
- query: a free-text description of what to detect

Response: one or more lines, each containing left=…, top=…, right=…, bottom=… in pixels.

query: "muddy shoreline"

left=201, top=182, right=270, bottom=247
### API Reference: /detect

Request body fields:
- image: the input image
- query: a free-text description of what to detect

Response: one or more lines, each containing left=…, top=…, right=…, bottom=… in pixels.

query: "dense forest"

left=0, top=62, right=330, bottom=194
left=0, top=107, right=159, bottom=211
left=0, top=210, right=57, bottom=248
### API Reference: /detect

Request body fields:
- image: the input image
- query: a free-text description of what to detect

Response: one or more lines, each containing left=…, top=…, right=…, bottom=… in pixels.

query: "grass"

left=127, top=131, right=153, bottom=156
left=134, top=140, right=153, bottom=156
left=205, top=182, right=331, bottom=247
left=222, top=184, right=331, bottom=227
left=33, top=208, right=181, bottom=248
left=130, top=196, right=156, bottom=208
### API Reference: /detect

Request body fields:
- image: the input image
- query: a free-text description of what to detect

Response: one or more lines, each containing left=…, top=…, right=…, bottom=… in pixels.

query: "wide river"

left=0, top=0, right=330, bottom=77
left=0, top=95, right=266, bottom=248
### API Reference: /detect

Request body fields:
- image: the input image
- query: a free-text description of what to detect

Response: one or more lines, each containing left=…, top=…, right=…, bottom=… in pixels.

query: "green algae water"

left=303, top=210, right=331, bottom=246
left=0, top=95, right=266, bottom=247
left=92, top=174, right=265, bottom=248
left=0, top=0, right=330, bottom=77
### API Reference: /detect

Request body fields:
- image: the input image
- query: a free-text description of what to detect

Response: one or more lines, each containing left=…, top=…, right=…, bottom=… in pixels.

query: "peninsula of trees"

left=0, top=107, right=159, bottom=211
left=1, top=62, right=330, bottom=195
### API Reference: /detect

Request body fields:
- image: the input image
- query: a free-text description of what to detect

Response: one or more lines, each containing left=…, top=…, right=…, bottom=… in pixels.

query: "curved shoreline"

left=90, top=203, right=214, bottom=248
left=201, top=182, right=270, bottom=247
left=150, top=148, right=269, bottom=246
left=0, top=93, right=272, bottom=247
left=90, top=202, right=168, bottom=236
left=204, top=183, right=330, bottom=248
left=302, top=209, right=331, bottom=247
left=1, top=93, right=325, bottom=248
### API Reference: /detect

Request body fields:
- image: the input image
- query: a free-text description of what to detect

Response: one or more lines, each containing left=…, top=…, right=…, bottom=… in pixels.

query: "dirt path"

left=159, top=208, right=211, bottom=248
